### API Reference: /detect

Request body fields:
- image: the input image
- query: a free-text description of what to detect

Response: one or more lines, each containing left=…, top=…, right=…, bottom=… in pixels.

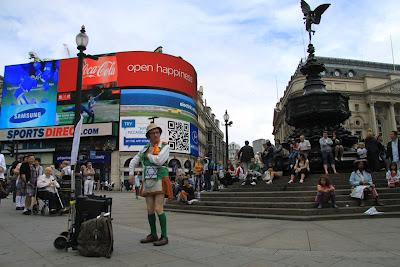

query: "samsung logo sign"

left=9, top=108, right=46, bottom=123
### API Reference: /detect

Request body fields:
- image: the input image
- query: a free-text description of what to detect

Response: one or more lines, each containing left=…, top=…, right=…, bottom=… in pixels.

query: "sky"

left=1, top=0, right=400, bottom=146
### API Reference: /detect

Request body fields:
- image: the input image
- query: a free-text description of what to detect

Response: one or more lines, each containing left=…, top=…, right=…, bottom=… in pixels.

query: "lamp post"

left=223, top=110, right=233, bottom=169
left=74, top=25, right=89, bottom=127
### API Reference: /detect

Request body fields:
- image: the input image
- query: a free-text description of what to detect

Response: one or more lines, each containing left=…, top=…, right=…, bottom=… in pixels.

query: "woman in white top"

left=37, top=167, right=62, bottom=213
left=83, top=162, right=95, bottom=195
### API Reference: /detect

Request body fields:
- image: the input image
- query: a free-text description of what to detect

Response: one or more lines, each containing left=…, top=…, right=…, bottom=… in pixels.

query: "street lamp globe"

left=223, top=110, right=229, bottom=123
left=76, top=25, right=89, bottom=51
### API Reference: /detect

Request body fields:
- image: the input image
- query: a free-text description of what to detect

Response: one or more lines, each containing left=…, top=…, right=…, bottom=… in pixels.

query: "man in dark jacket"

left=387, top=131, right=400, bottom=168
left=237, top=141, right=254, bottom=173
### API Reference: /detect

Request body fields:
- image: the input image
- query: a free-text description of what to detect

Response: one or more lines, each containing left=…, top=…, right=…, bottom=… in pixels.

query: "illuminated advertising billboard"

left=56, top=88, right=120, bottom=125
left=0, top=61, right=59, bottom=128
left=120, top=89, right=197, bottom=122
left=57, top=52, right=197, bottom=99
left=58, top=55, right=118, bottom=92
left=120, top=116, right=198, bottom=155
left=116, top=52, right=197, bottom=99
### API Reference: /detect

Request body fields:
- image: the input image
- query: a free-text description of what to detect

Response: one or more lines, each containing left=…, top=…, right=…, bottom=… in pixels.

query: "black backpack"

left=77, top=215, right=113, bottom=258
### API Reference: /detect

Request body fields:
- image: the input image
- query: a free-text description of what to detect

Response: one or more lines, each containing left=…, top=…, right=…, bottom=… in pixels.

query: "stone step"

left=200, top=188, right=400, bottom=197
left=164, top=208, right=400, bottom=221
left=224, top=184, right=390, bottom=192
left=167, top=198, right=400, bottom=209
left=223, top=176, right=389, bottom=188
left=199, top=193, right=400, bottom=202
left=164, top=203, right=400, bottom=216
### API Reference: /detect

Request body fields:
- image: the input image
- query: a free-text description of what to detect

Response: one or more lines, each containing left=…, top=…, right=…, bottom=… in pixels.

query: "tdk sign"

left=9, top=108, right=46, bottom=123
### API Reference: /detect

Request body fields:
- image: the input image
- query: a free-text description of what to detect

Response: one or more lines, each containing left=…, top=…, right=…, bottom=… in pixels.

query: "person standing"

left=387, top=131, right=400, bottom=169
left=83, top=162, right=95, bottom=195
left=193, top=158, right=204, bottom=192
left=34, top=158, right=43, bottom=177
left=261, top=141, right=274, bottom=172
left=203, top=157, right=210, bottom=191
left=0, top=150, right=7, bottom=203
left=128, top=120, right=173, bottom=246
left=21, top=155, right=36, bottom=215
left=365, top=130, right=381, bottom=172
left=299, top=135, right=311, bottom=158
left=0, top=150, right=7, bottom=190
left=8, top=155, right=23, bottom=203
left=61, top=161, right=72, bottom=179
left=332, top=132, right=344, bottom=161
left=237, top=141, right=254, bottom=174
left=319, top=131, right=337, bottom=175
left=14, top=156, right=27, bottom=210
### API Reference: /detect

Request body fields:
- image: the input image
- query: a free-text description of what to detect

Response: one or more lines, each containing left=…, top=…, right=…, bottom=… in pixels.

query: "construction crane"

left=63, top=43, right=71, bottom=57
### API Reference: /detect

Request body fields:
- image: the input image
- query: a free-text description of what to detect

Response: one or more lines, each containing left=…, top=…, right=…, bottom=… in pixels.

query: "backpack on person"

left=77, top=214, right=113, bottom=258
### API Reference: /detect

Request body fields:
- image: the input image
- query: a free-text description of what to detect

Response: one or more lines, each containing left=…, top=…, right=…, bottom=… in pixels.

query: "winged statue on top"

left=301, top=0, right=330, bottom=43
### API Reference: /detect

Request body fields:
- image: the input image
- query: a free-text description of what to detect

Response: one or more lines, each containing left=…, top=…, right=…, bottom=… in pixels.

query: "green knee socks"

left=148, top=213, right=167, bottom=238
left=148, top=213, right=157, bottom=236
left=158, top=213, right=167, bottom=238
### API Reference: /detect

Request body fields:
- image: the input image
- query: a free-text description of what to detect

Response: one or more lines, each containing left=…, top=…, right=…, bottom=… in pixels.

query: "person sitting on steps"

left=264, top=159, right=283, bottom=185
left=349, top=159, right=383, bottom=207
left=247, top=158, right=262, bottom=185
left=288, top=153, right=309, bottom=184
left=315, top=176, right=338, bottom=209
left=386, top=162, right=400, bottom=188
left=177, top=177, right=195, bottom=204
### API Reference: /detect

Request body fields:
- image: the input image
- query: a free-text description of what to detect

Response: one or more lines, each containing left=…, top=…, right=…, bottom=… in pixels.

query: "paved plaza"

left=1, top=191, right=400, bottom=267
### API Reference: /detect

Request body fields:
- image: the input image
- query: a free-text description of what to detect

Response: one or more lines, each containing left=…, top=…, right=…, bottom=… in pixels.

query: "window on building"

left=396, top=118, right=400, bottom=132
left=354, top=104, right=359, bottom=111
left=355, top=120, right=361, bottom=126
left=377, top=119, right=383, bottom=135
left=355, top=131, right=362, bottom=140
left=207, top=131, right=212, bottom=142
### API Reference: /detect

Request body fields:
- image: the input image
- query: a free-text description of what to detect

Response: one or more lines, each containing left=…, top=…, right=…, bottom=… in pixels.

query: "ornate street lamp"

left=74, top=25, right=88, bottom=127
left=223, top=110, right=233, bottom=168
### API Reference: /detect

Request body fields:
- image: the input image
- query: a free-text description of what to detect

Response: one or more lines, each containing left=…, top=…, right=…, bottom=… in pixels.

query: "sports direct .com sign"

left=0, top=123, right=113, bottom=141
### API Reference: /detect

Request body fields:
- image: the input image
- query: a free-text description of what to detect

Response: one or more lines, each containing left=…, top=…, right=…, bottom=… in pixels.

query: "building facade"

left=196, top=86, right=225, bottom=164
left=0, top=51, right=223, bottom=189
left=228, top=142, right=240, bottom=162
left=273, top=57, right=400, bottom=144
left=252, top=139, right=266, bottom=154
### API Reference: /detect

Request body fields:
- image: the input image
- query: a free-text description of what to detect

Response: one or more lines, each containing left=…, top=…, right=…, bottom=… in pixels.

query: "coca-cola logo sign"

left=83, top=60, right=116, bottom=79
left=82, top=56, right=118, bottom=85
left=57, top=55, right=118, bottom=92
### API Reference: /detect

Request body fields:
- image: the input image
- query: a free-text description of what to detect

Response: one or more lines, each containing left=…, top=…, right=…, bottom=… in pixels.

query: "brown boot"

left=140, top=234, right=158, bottom=244
left=153, top=236, right=168, bottom=246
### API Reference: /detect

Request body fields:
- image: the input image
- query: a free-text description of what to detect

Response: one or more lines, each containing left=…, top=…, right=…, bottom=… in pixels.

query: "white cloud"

left=0, top=0, right=399, bottom=146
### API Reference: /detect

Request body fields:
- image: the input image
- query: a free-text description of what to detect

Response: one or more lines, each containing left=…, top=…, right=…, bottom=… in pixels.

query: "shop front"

left=0, top=123, right=117, bottom=181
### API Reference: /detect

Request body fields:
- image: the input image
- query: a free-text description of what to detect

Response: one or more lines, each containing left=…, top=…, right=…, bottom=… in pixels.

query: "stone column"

left=389, top=102, right=397, bottom=131
left=368, top=102, right=378, bottom=135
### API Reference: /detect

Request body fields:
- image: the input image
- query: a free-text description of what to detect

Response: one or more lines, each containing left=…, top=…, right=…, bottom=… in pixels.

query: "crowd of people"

left=2, top=129, right=400, bottom=211
left=167, top=129, right=400, bottom=209
left=0, top=153, right=105, bottom=215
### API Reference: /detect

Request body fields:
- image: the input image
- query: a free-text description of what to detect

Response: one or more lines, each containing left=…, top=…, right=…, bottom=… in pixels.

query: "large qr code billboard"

left=120, top=116, right=198, bottom=155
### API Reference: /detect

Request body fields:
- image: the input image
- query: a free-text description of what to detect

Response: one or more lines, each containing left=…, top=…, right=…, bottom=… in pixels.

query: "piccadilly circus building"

left=0, top=51, right=210, bottom=189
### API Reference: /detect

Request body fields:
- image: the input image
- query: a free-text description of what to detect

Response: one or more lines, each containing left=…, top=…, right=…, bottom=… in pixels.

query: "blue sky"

left=1, top=0, right=399, bottom=145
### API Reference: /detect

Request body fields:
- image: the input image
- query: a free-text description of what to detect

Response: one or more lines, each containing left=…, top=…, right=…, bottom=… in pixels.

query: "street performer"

left=128, top=118, right=172, bottom=246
